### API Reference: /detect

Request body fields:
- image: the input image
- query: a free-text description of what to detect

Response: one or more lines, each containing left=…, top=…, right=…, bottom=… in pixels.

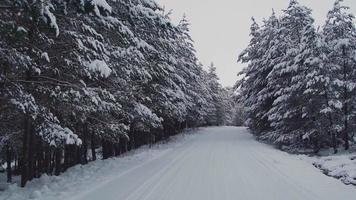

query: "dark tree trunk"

left=50, top=150, right=55, bottom=175
left=76, top=146, right=81, bottom=165
left=44, top=146, right=51, bottom=174
left=104, top=141, right=114, bottom=158
left=343, top=104, right=349, bottom=150
left=331, top=128, right=337, bottom=154
left=343, top=82, right=349, bottom=150
left=14, top=156, right=18, bottom=175
left=323, top=85, right=337, bottom=154
left=311, top=116, right=320, bottom=153
left=146, top=133, right=150, bottom=147
left=64, top=145, right=70, bottom=170
left=82, top=124, right=88, bottom=164
left=28, top=127, right=35, bottom=181
left=120, top=138, right=128, bottom=154
left=6, top=145, right=12, bottom=183
left=91, top=132, right=96, bottom=161
left=35, top=138, right=44, bottom=178
left=54, top=149, right=62, bottom=176
left=342, top=47, right=350, bottom=151
left=114, top=143, right=120, bottom=156
left=21, top=115, right=31, bottom=187
left=124, top=139, right=128, bottom=153
left=20, top=12, right=38, bottom=188
left=129, top=131, right=136, bottom=150
left=102, top=140, right=110, bottom=160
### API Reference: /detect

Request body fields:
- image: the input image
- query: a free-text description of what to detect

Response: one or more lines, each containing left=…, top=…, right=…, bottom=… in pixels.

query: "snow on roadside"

left=0, top=129, right=199, bottom=200
left=313, top=154, right=356, bottom=186
left=299, top=152, right=356, bottom=186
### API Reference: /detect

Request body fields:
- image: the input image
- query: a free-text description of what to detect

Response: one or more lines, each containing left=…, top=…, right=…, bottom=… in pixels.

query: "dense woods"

left=0, top=0, right=234, bottom=186
left=238, top=0, right=356, bottom=152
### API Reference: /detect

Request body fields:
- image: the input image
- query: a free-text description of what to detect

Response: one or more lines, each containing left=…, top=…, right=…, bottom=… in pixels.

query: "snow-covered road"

left=68, top=126, right=356, bottom=200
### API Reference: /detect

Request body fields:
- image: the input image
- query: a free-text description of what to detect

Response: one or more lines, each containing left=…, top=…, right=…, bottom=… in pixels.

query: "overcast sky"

left=156, top=0, right=356, bottom=87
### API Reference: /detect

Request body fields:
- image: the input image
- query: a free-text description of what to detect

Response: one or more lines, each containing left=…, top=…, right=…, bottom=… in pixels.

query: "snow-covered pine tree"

left=292, top=22, right=336, bottom=152
left=203, top=63, right=219, bottom=126
left=203, top=63, right=228, bottom=126
left=189, top=62, right=216, bottom=127
left=323, top=0, right=356, bottom=150
left=220, top=87, right=236, bottom=125
left=238, top=13, right=279, bottom=136
left=172, top=16, right=207, bottom=128
left=122, top=0, right=180, bottom=140
left=237, top=17, right=262, bottom=133
left=266, top=0, right=315, bottom=147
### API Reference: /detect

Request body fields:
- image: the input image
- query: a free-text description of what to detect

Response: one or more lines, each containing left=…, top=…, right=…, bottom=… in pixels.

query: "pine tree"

left=323, top=0, right=356, bottom=150
left=266, top=0, right=315, bottom=147
left=238, top=13, right=279, bottom=136
left=292, top=22, right=335, bottom=151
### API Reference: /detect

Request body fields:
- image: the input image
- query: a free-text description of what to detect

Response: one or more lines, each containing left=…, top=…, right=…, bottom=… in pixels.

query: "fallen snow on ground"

left=0, top=130, right=199, bottom=200
left=2, top=127, right=356, bottom=200
left=303, top=152, right=356, bottom=186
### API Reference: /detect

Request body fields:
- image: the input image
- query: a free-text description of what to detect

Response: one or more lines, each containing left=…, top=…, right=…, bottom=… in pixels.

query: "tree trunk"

left=102, top=140, right=110, bottom=159
left=91, top=132, right=96, bottom=161
left=44, top=146, right=51, bottom=174
left=124, top=139, right=128, bottom=153
left=323, top=85, right=337, bottom=154
left=21, top=115, right=31, bottom=187
left=115, top=143, right=120, bottom=156
left=64, top=145, right=70, bottom=170
left=14, top=156, right=18, bottom=174
left=35, top=138, right=43, bottom=178
left=76, top=146, right=81, bottom=166
left=147, top=133, right=151, bottom=148
left=342, top=47, right=350, bottom=151
left=6, top=145, right=12, bottom=183
left=54, top=149, right=62, bottom=176
left=343, top=103, right=349, bottom=150
left=343, top=78, right=349, bottom=150
left=50, top=150, right=55, bottom=175
left=28, top=127, right=35, bottom=181
left=331, top=128, right=337, bottom=154
left=130, top=131, right=136, bottom=150
left=82, top=124, right=88, bottom=164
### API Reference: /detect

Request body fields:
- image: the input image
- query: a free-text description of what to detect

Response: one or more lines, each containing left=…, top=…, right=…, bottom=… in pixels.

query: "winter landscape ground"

left=2, top=127, right=356, bottom=200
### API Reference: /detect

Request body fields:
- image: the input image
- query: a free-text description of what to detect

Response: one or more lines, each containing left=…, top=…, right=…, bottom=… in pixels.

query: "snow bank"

left=311, top=153, right=356, bottom=186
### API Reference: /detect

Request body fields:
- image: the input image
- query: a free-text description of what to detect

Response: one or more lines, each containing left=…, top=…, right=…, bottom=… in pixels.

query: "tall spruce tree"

left=323, top=0, right=356, bottom=150
left=292, top=22, right=335, bottom=151
left=266, top=0, right=315, bottom=147
left=238, top=13, right=279, bottom=136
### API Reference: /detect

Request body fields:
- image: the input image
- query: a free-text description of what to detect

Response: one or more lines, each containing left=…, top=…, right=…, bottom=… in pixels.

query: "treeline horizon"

left=0, top=0, right=239, bottom=187
left=238, top=0, right=356, bottom=152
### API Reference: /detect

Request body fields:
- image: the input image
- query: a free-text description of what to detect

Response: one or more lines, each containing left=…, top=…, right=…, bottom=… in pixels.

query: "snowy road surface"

left=66, top=126, right=356, bottom=200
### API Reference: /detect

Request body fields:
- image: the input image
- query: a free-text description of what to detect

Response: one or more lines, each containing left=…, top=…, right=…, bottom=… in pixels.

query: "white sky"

left=156, top=0, right=356, bottom=87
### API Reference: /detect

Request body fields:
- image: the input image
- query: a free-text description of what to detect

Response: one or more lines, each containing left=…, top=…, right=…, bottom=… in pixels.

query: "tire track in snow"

left=123, top=140, right=196, bottom=200
left=71, top=127, right=356, bottom=200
